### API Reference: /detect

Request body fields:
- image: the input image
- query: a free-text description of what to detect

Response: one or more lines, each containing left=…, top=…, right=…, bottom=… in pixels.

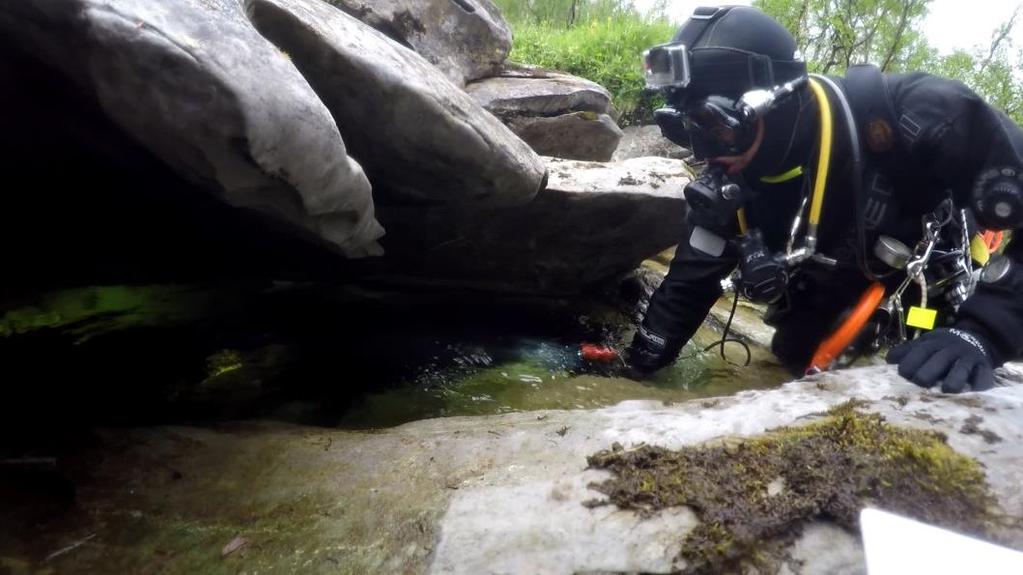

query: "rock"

left=325, top=0, right=511, bottom=86
left=0, top=0, right=384, bottom=258
left=249, top=0, right=546, bottom=207
left=466, top=67, right=614, bottom=117
left=19, top=366, right=1023, bottom=573
left=369, top=156, right=693, bottom=293
left=466, top=66, right=624, bottom=161
left=612, top=124, right=693, bottom=162
left=506, top=112, right=623, bottom=162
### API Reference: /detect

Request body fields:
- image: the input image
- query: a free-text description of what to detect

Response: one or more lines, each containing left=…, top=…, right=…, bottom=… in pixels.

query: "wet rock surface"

left=3, top=366, right=1021, bottom=574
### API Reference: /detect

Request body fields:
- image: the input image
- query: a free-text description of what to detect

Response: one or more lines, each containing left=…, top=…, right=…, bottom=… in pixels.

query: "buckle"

left=690, top=6, right=731, bottom=20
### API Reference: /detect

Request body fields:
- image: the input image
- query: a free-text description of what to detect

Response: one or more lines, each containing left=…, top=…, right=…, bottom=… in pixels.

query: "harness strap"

left=843, top=64, right=907, bottom=169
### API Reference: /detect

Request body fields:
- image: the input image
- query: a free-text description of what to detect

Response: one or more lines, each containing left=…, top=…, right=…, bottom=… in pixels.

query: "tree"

left=941, top=4, right=1023, bottom=122
left=754, top=0, right=931, bottom=73
left=754, top=0, right=1023, bottom=124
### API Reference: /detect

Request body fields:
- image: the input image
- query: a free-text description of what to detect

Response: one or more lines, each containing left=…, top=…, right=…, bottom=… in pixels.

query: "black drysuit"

left=638, top=71, right=1023, bottom=374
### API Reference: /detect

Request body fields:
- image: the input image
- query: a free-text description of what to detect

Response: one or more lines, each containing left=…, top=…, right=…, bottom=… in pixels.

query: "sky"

left=635, top=0, right=1023, bottom=56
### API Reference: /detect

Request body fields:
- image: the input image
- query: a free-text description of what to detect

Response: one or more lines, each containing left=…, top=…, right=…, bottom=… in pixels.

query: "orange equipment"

left=806, top=281, right=886, bottom=374
left=579, top=343, right=620, bottom=363
left=982, top=230, right=1004, bottom=253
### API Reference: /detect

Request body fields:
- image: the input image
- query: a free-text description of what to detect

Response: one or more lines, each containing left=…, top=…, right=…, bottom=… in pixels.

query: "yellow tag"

left=906, top=307, right=937, bottom=330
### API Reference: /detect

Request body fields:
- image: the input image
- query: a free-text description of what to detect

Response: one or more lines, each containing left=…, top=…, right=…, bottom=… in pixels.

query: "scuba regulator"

left=683, top=164, right=791, bottom=303
left=676, top=77, right=814, bottom=304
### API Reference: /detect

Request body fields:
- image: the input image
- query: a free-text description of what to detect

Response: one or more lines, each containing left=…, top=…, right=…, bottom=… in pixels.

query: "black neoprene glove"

left=654, top=107, right=690, bottom=148
left=886, top=328, right=996, bottom=393
left=626, top=325, right=683, bottom=377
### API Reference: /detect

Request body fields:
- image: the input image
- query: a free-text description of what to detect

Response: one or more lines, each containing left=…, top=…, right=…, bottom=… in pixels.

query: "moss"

left=587, top=406, right=999, bottom=574
left=206, top=349, right=244, bottom=379
left=0, top=285, right=220, bottom=341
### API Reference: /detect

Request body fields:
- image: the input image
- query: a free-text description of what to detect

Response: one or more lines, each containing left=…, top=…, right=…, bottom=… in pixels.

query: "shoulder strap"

left=843, top=64, right=905, bottom=167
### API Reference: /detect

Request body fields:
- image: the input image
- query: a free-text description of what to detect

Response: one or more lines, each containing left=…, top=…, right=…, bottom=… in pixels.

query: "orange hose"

left=806, top=281, right=886, bottom=374
left=983, top=230, right=1004, bottom=252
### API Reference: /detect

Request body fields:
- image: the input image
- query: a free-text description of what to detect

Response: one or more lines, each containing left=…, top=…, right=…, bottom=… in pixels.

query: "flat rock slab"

left=370, top=156, right=693, bottom=293
left=507, top=112, right=623, bottom=162
left=7, top=366, right=1022, bottom=574
left=466, top=68, right=614, bottom=117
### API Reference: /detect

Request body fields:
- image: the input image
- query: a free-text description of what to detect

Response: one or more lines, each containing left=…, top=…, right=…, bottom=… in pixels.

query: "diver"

left=627, top=5, right=1023, bottom=393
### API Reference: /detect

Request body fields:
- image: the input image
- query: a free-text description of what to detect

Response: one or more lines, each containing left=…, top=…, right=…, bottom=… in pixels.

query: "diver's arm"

left=896, top=74, right=1023, bottom=365
left=886, top=75, right=1023, bottom=388
left=628, top=218, right=738, bottom=373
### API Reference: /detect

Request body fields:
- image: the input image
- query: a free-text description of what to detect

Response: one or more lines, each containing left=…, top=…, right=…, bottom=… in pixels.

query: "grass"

left=508, top=15, right=675, bottom=125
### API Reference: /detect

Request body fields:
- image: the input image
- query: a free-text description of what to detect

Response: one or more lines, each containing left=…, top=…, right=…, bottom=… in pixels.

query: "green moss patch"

left=586, top=406, right=998, bottom=574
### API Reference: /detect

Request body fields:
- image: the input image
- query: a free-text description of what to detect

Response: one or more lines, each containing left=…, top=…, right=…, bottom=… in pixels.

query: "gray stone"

left=0, top=0, right=384, bottom=257
left=428, top=366, right=1023, bottom=573
left=612, top=124, right=693, bottom=162
left=369, top=156, right=693, bottom=293
left=22, top=366, right=1023, bottom=573
left=250, top=0, right=546, bottom=207
left=466, top=66, right=614, bottom=117
left=507, top=112, right=624, bottom=162
left=325, top=0, right=511, bottom=86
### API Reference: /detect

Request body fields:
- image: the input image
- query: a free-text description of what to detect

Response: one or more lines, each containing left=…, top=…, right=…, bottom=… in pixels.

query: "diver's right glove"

left=886, top=328, right=996, bottom=393
left=625, top=325, right=683, bottom=377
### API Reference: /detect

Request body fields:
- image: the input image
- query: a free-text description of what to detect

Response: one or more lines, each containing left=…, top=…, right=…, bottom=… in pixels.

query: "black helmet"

left=648, top=6, right=812, bottom=173
left=669, top=5, right=805, bottom=103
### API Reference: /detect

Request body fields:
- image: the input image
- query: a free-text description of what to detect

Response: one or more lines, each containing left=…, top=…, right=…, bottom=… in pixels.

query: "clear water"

left=0, top=282, right=792, bottom=572
left=0, top=282, right=790, bottom=432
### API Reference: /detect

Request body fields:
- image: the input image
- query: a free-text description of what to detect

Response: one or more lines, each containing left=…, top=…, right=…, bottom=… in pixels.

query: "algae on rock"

left=586, top=406, right=999, bottom=574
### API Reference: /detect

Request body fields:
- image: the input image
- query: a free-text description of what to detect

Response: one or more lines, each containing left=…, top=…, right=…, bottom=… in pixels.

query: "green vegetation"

left=586, top=404, right=999, bottom=574
left=495, top=0, right=1023, bottom=125
left=0, top=285, right=221, bottom=341
left=755, top=0, right=1023, bottom=124
left=495, top=0, right=675, bottom=125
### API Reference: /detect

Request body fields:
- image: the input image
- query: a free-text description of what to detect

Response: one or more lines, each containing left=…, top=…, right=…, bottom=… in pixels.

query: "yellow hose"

left=807, top=78, right=833, bottom=227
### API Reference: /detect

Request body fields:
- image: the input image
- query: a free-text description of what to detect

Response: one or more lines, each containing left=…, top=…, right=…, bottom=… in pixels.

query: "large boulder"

left=249, top=0, right=547, bottom=206
left=0, top=0, right=384, bottom=258
left=325, top=0, right=511, bottom=86
left=14, top=366, right=1023, bottom=573
left=467, top=66, right=624, bottom=162
left=368, top=156, right=693, bottom=293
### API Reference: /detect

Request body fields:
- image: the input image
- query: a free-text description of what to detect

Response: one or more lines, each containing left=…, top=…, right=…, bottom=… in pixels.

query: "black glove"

left=654, top=107, right=691, bottom=148
left=625, top=325, right=683, bottom=377
left=886, top=328, right=995, bottom=393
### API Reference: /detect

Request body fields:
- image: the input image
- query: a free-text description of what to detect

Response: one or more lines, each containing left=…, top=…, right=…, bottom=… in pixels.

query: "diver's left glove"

left=886, top=328, right=995, bottom=393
